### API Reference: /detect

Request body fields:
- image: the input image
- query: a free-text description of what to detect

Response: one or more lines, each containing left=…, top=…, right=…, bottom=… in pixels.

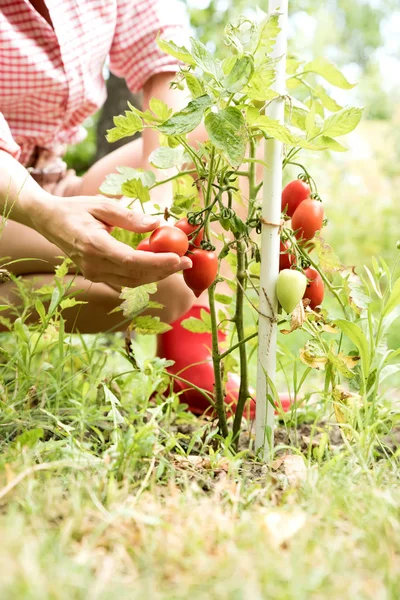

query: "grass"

left=1, top=117, right=400, bottom=598
left=0, top=431, right=399, bottom=599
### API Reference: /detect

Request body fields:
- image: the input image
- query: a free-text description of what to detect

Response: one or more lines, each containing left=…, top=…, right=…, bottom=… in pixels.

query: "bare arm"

left=0, top=150, right=191, bottom=288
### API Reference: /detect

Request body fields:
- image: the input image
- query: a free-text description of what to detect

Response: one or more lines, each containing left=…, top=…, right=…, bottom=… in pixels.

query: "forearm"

left=0, top=150, right=50, bottom=229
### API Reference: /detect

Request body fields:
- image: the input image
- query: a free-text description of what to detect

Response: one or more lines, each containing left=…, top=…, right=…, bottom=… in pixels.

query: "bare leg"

left=0, top=218, right=194, bottom=332
left=0, top=270, right=194, bottom=334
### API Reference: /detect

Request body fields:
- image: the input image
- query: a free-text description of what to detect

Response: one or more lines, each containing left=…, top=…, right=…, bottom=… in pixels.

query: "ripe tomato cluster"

left=277, top=179, right=325, bottom=313
left=136, top=218, right=218, bottom=298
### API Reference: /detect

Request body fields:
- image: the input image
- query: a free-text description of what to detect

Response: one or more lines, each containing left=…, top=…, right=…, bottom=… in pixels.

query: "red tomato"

left=174, top=217, right=204, bottom=247
left=149, top=226, right=189, bottom=257
left=279, top=240, right=296, bottom=271
left=275, top=394, right=292, bottom=414
left=183, top=249, right=218, bottom=297
left=303, top=267, right=325, bottom=309
left=136, top=238, right=151, bottom=251
left=291, top=199, right=324, bottom=241
left=281, top=179, right=310, bottom=217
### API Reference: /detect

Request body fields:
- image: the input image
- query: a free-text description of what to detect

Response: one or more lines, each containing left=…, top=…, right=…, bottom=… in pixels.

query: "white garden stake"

left=255, top=0, right=289, bottom=460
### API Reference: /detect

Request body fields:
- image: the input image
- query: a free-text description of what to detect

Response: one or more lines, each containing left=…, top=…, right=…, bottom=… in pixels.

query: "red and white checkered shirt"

left=0, top=0, right=188, bottom=166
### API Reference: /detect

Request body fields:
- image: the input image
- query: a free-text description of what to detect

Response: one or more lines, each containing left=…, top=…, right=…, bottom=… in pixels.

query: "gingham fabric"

left=0, top=0, right=188, bottom=166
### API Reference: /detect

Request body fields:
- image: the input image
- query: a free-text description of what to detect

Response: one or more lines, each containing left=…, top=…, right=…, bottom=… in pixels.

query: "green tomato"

left=276, top=269, right=307, bottom=313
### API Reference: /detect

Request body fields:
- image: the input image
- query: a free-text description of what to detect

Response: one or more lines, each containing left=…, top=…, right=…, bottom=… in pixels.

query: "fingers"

left=88, top=201, right=160, bottom=233
left=80, top=230, right=192, bottom=287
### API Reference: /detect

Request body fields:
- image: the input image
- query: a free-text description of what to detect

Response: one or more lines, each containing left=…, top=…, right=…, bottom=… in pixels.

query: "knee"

left=149, top=274, right=195, bottom=324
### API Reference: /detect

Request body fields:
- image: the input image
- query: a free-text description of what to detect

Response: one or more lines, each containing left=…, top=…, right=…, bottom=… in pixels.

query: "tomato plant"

left=291, top=199, right=324, bottom=241
left=276, top=269, right=307, bottom=313
left=281, top=179, right=310, bottom=217
left=149, top=226, right=189, bottom=256
left=175, top=217, right=204, bottom=248
left=103, top=9, right=364, bottom=444
left=183, top=249, right=218, bottom=298
left=303, top=267, right=325, bottom=309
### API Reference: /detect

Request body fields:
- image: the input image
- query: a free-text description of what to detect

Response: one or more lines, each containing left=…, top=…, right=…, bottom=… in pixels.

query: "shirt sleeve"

left=0, top=113, right=21, bottom=160
left=109, top=0, right=190, bottom=93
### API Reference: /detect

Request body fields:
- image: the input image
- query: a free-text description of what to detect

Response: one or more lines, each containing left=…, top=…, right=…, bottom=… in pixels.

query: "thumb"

left=90, top=202, right=160, bottom=233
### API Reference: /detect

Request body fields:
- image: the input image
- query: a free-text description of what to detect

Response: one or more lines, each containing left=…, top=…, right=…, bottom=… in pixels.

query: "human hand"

left=31, top=195, right=192, bottom=289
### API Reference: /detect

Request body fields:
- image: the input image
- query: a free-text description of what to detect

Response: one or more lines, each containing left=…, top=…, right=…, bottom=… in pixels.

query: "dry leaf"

left=299, top=342, right=328, bottom=370
left=263, top=510, right=307, bottom=547
left=337, top=352, right=360, bottom=369
left=283, top=454, right=308, bottom=486
left=281, top=301, right=306, bottom=334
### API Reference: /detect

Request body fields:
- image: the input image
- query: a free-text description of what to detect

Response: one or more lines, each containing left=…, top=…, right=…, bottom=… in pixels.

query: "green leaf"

left=205, top=107, right=247, bottom=167
left=313, top=235, right=342, bottom=272
left=334, top=320, right=370, bottom=378
left=149, top=98, right=171, bottom=121
left=121, top=178, right=150, bottom=203
left=305, top=102, right=321, bottom=139
left=156, top=36, right=196, bottom=65
left=313, top=136, right=348, bottom=152
left=257, top=12, right=280, bottom=55
left=106, top=109, right=143, bottom=143
left=252, top=115, right=301, bottom=145
left=181, top=316, right=212, bottom=334
left=225, top=56, right=254, bottom=93
left=184, top=73, right=206, bottom=99
left=14, top=428, right=44, bottom=448
left=383, top=278, right=400, bottom=317
left=190, top=37, right=222, bottom=79
left=133, top=315, right=172, bottom=335
left=60, top=298, right=87, bottom=311
left=100, top=167, right=155, bottom=196
left=245, top=69, right=276, bottom=101
left=158, top=95, right=212, bottom=136
left=303, top=57, right=356, bottom=89
left=149, top=146, right=189, bottom=169
left=119, top=284, right=158, bottom=319
left=214, top=293, right=232, bottom=305
left=314, top=85, right=342, bottom=112
left=321, top=107, right=363, bottom=138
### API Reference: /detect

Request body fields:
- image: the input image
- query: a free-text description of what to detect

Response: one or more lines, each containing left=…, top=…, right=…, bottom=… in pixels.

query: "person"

left=0, top=0, right=256, bottom=418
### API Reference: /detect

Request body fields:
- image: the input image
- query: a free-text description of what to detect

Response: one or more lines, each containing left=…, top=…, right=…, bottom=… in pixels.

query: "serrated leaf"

left=149, top=98, right=171, bottom=121
left=133, top=315, right=172, bottom=335
left=303, top=57, right=356, bottom=89
left=119, top=284, right=157, bottom=319
left=157, top=36, right=196, bottom=65
left=299, top=341, right=328, bottom=370
left=313, top=236, right=342, bottom=272
left=225, top=56, right=254, bottom=93
left=328, top=351, right=358, bottom=379
left=245, top=70, right=277, bottom=101
left=257, top=12, right=280, bottom=55
left=334, top=319, right=370, bottom=378
left=181, top=316, right=212, bottom=333
left=100, top=168, right=155, bottom=196
left=158, top=95, right=212, bottom=136
left=106, top=109, right=143, bottom=143
left=149, top=146, right=189, bottom=169
left=205, top=107, right=247, bottom=168
left=314, top=85, right=342, bottom=112
left=184, top=73, right=206, bottom=99
left=190, top=37, right=222, bottom=79
left=320, top=107, right=363, bottom=138
left=121, top=178, right=150, bottom=203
